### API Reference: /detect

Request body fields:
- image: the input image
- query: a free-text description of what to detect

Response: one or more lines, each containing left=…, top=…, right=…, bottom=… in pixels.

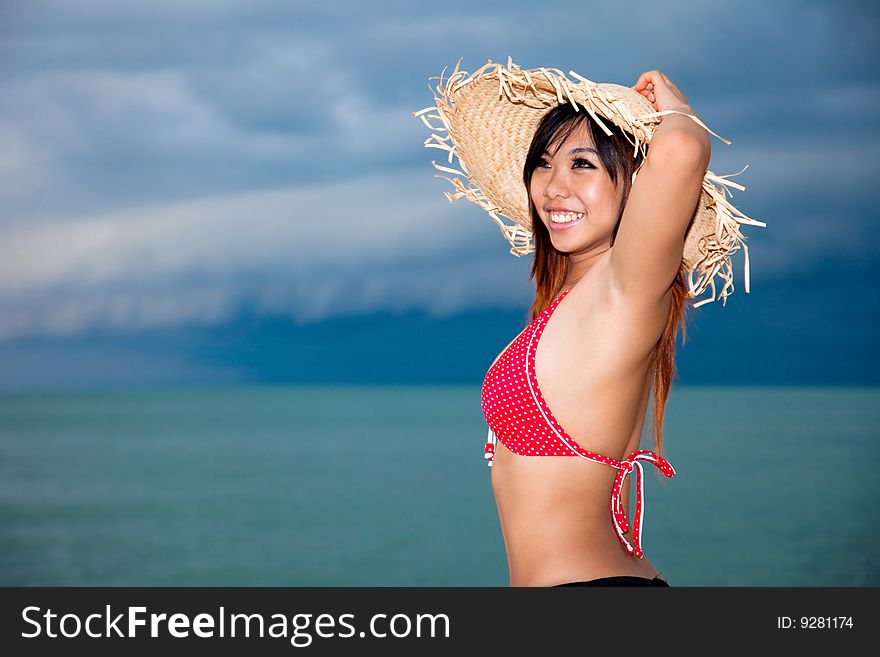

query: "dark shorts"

left=554, top=576, right=670, bottom=587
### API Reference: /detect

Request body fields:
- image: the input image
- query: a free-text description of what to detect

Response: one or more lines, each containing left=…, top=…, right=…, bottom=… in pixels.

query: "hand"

left=632, top=70, right=692, bottom=114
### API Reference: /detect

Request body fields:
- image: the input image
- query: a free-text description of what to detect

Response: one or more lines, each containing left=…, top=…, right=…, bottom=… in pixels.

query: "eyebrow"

left=542, top=147, right=598, bottom=157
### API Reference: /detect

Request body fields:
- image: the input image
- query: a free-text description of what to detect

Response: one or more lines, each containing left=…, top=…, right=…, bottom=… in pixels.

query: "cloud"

left=0, top=168, right=532, bottom=341
left=0, top=33, right=429, bottom=219
left=0, top=0, right=876, bottom=348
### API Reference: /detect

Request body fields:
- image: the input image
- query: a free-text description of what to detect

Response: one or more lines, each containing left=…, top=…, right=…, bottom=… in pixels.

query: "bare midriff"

left=491, top=372, right=664, bottom=587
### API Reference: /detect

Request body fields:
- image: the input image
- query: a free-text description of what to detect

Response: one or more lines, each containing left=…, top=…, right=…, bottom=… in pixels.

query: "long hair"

left=521, top=103, right=691, bottom=458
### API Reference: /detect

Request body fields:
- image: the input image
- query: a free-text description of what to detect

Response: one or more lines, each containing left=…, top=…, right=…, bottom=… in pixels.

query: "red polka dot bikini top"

left=480, top=287, right=676, bottom=559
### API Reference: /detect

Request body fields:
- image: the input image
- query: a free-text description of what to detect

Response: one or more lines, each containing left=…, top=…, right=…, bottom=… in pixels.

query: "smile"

left=548, top=211, right=584, bottom=226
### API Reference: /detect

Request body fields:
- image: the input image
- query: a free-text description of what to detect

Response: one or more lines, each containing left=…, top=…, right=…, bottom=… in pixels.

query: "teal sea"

left=0, top=386, right=877, bottom=586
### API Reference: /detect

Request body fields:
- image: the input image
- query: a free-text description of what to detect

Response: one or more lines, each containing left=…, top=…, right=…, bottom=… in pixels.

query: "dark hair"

left=521, top=102, right=691, bottom=459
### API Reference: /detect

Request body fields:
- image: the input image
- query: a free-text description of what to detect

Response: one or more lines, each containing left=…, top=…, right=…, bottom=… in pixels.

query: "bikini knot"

left=610, top=449, right=677, bottom=560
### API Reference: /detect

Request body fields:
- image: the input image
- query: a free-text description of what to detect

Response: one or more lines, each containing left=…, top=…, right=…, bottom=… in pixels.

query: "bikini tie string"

left=610, top=449, right=677, bottom=559
left=484, top=427, right=497, bottom=467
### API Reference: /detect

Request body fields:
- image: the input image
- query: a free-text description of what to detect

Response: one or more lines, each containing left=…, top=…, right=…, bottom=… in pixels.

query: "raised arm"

left=608, top=70, right=712, bottom=305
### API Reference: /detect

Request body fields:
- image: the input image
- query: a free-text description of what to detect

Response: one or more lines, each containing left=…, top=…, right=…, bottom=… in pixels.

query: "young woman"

left=415, top=60, right=762, bottom=587
left=484, top=71, right=705, bottom=587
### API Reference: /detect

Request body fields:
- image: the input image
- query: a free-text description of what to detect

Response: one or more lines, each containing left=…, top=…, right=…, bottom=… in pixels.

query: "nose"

left=543, top=164, right=571, bottom=200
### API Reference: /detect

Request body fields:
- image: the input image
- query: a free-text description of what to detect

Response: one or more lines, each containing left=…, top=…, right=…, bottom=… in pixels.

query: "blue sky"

left=0, top=0, right=877, bottom=388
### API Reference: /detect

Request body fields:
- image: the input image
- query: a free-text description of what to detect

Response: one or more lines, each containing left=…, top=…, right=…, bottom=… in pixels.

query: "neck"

left=564, top=246, right=611, bottom=288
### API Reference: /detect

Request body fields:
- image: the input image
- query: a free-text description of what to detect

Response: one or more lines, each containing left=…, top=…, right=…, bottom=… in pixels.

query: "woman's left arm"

left=608, top=70, right=712, bottom=305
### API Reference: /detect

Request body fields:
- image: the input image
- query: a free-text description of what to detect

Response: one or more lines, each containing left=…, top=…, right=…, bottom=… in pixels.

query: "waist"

left=494, top=494, right=657, bottom=586
left=490, top=438, right=675, bottom=579
left=493, top=456, right=633, bottom=549
left=488, top=429, right=676, bottom=559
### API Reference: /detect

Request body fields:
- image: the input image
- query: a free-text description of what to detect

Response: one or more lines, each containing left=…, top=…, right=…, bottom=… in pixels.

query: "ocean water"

left=0, top=385, right=877, bottom=586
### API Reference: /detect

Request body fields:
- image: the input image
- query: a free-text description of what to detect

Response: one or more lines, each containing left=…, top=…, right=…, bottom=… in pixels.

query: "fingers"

left=633, top=69, right=675, bottom=106
left=633, top=73, right=657, bottom=103
left=634, top=69, right=667, bottom=90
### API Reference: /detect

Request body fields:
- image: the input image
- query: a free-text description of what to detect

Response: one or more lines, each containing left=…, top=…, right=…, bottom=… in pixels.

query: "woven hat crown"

left=413, top=57, right=766, bottom=307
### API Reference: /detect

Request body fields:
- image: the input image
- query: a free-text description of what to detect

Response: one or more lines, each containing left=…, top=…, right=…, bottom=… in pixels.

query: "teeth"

left=549, top=211, right=583, bottom=223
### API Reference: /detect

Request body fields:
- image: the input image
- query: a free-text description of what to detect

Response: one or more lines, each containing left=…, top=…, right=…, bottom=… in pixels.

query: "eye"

left=536, top=157, right=551, bottom=168
left=573, top=158, right=594, bottom=169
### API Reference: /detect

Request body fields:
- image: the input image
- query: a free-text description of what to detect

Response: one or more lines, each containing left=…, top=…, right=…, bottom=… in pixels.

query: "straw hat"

left=413, top=57, right=766, bottom=307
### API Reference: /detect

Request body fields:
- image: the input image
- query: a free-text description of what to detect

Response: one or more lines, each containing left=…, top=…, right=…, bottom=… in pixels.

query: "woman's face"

left=529, top=122, right=620, bottom=253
